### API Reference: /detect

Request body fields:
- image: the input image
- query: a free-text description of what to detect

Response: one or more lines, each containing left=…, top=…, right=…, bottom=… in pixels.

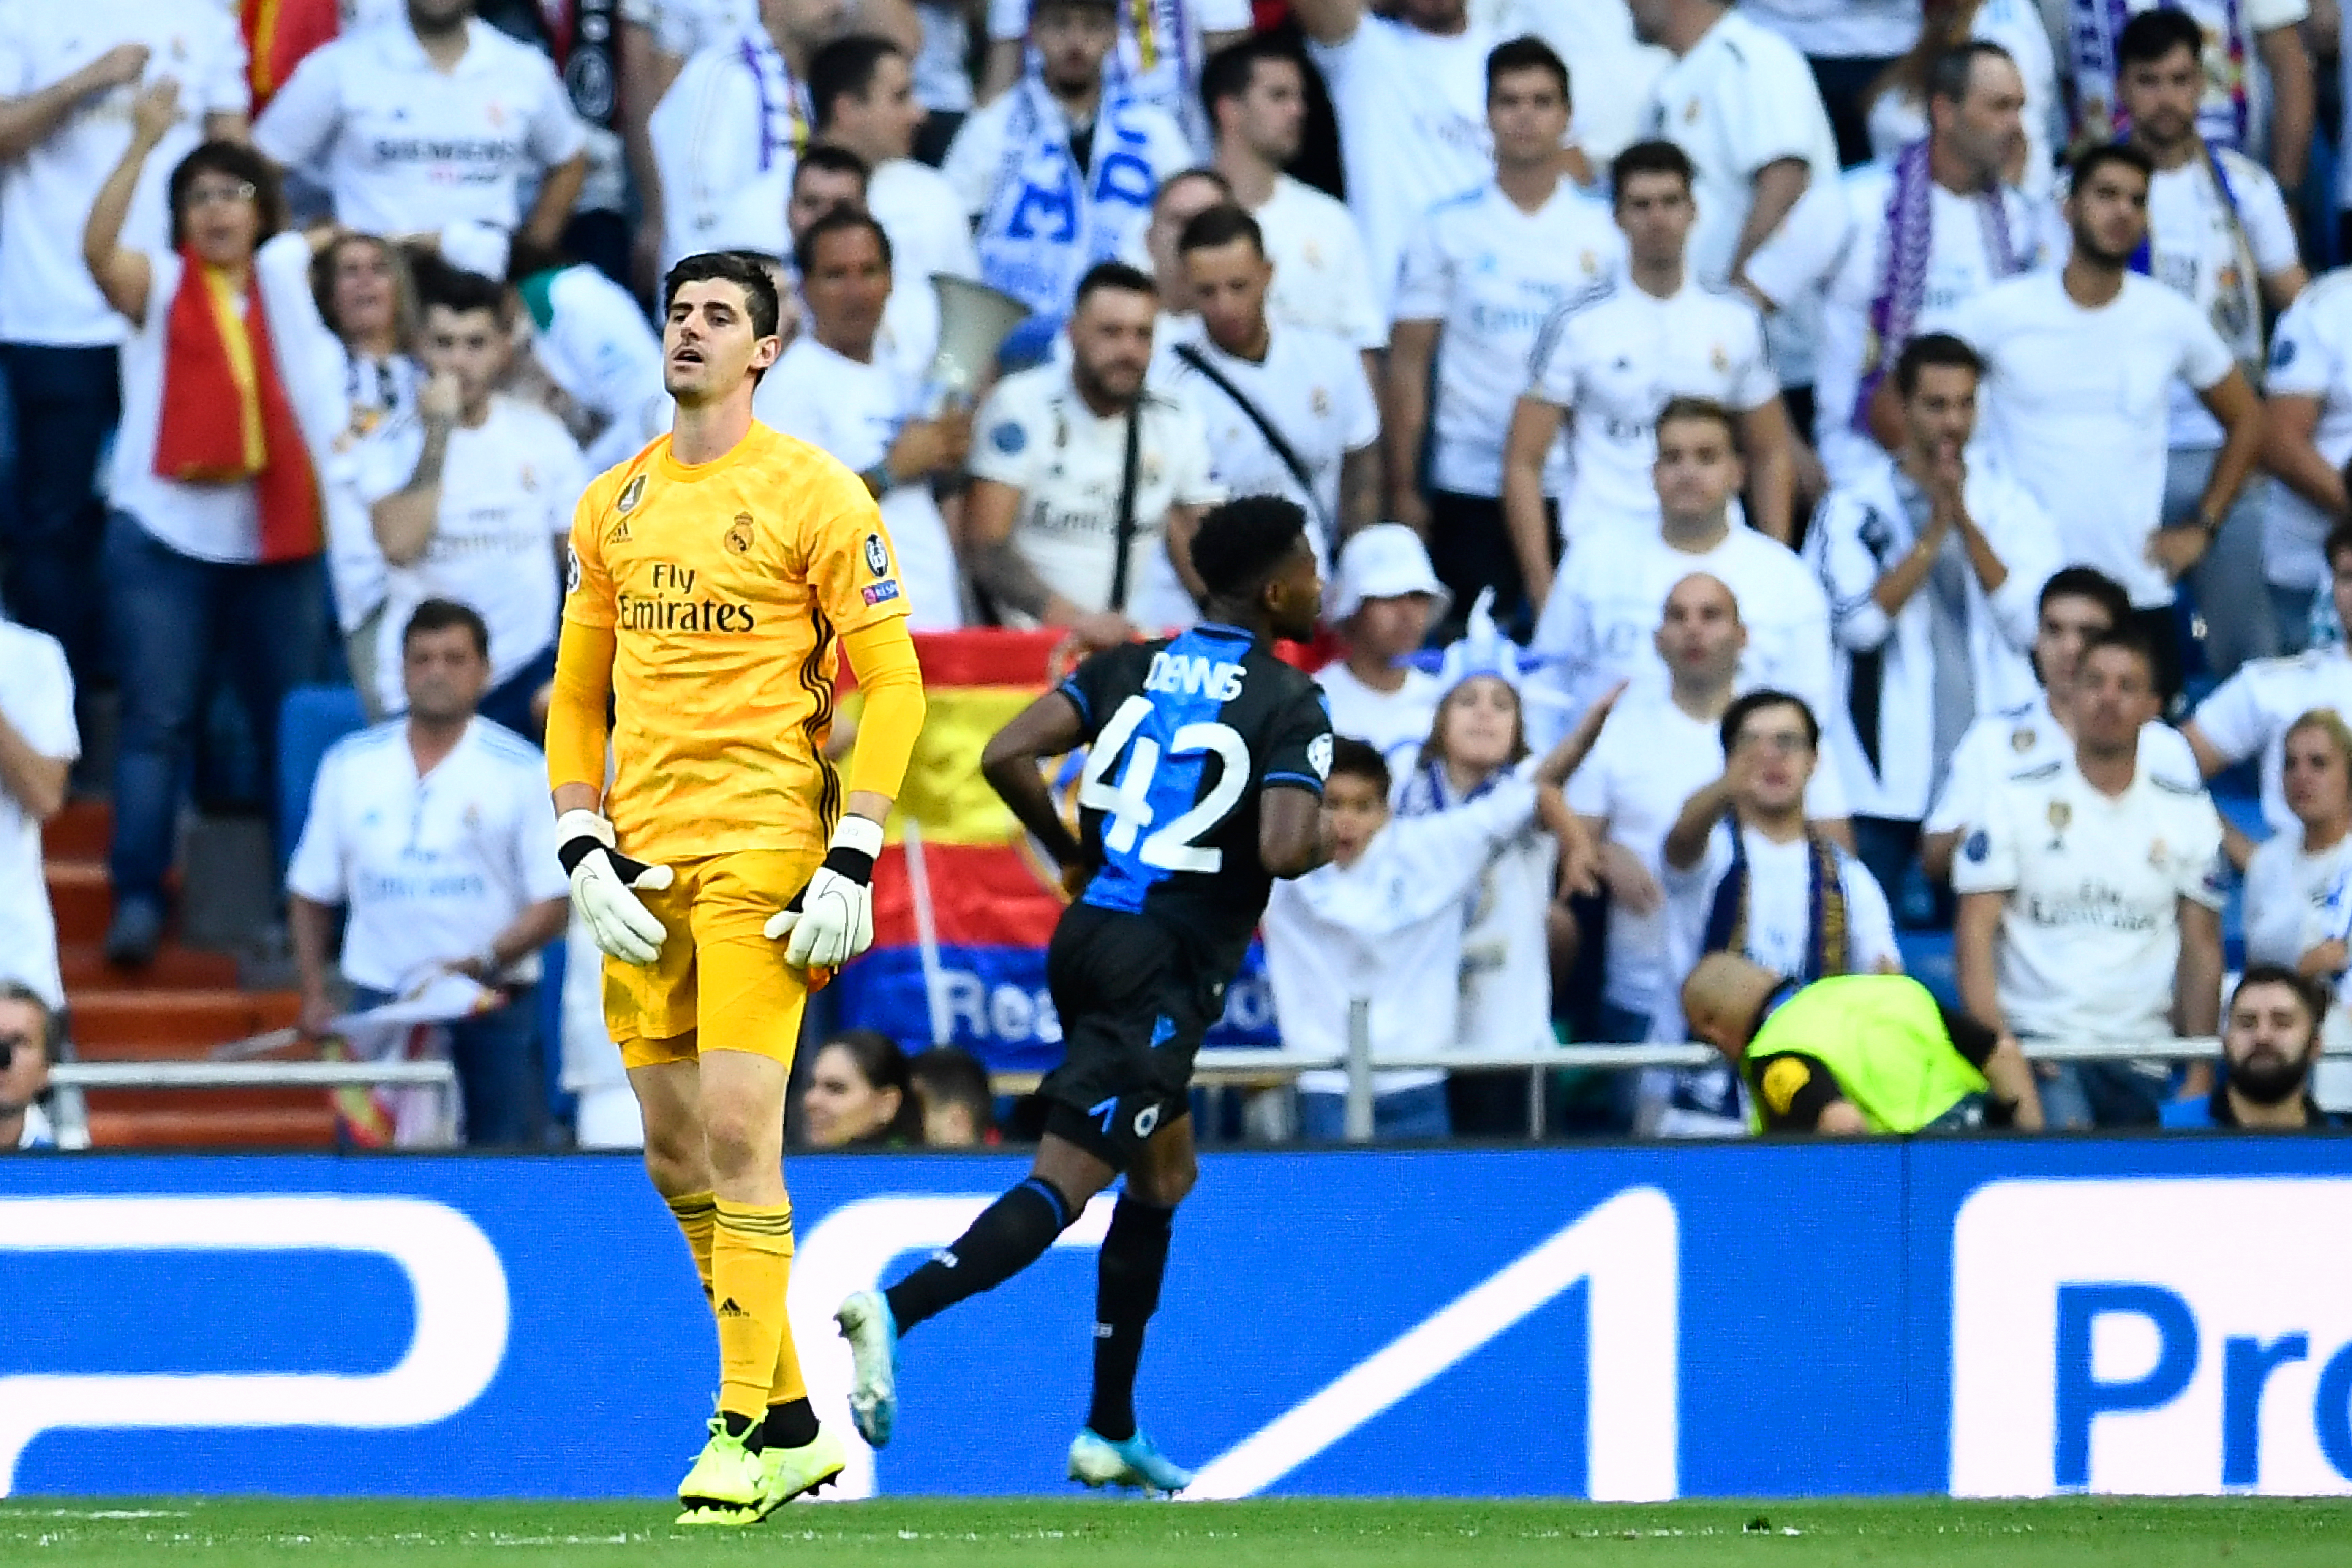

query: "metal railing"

left=1181, top=1016, right=2308, bottom=1141
left=51, top=1061, right=456, bottom=1092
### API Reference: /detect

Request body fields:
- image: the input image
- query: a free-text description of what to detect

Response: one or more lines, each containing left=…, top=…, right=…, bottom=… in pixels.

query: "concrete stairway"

left=44, top=801, right=329, bottom=1147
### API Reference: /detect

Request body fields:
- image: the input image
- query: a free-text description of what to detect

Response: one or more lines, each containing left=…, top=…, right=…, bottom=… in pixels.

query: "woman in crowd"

left=83, top=83, right=345, bottom=967
left=800, top=1030, right=926, bottom=1149
left=1392, top=594, right=1598, bottom=1135
left=2240, top=708, right=2352, bottom=1110
left=314, top=231, right=422, bottom=441
left=312, top=231, right=422, bottom=706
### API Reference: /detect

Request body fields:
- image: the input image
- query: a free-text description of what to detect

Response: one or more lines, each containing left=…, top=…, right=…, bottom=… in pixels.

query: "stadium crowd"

left=4, top=0, right=2352, bottom=1150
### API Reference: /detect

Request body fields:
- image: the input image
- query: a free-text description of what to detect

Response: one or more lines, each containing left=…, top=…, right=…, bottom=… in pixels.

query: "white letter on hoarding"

left=1184, top=1186, right=1679, bottom=1502
left=1950, top=1179, right=2352, bottom=1497
left=0, top=1195, right=511, bottom=1495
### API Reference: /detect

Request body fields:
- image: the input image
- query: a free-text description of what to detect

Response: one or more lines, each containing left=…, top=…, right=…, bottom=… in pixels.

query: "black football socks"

left=1086, top=1198, right=1175, bottom=1443
left=884, top=1176, right=1077, bottom=1331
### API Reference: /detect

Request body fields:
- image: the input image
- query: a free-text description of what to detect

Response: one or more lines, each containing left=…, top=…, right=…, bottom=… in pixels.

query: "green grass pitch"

left=6, top=1497, right=2352, bottom=1567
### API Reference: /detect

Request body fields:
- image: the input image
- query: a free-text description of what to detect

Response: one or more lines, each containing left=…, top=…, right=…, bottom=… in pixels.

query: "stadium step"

left=45, top=800, right=325, bottom=1148
left=82, top=1096, right=337, bottom=1149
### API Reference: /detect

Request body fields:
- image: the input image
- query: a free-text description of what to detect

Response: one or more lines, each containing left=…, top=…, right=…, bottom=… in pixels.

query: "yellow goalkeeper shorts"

left=604, top=847, right=823, bottom=1070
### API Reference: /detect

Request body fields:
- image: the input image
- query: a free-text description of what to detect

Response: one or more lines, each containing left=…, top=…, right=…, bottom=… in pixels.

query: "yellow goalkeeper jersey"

left=561, top=422, right=909, bottom=865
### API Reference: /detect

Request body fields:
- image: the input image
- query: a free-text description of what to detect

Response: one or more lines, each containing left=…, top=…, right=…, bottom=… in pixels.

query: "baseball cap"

left=1330, top=523, right=1450, bottom=623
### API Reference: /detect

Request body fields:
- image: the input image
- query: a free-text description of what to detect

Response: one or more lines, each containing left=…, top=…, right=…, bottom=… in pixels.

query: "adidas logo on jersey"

left=1144, top=651, right=1245, bottom=702
left=606, top=518, right=631, bottom=544
left=716, top=1297, right=746, bottom=1318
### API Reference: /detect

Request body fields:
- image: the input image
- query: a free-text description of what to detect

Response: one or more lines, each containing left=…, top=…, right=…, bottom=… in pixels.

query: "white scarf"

left=976, top=79, right=1163, bottom=320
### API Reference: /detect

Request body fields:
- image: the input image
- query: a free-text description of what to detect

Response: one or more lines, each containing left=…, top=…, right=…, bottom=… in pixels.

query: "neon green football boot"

left=759, top=1426, right=848, bottom=1513
left=674, top=1417, right=767, bottom=1527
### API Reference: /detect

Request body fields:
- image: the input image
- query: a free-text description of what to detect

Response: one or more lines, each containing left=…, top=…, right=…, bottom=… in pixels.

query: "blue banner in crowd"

left=3, top=1140, right=2351, bottom=1500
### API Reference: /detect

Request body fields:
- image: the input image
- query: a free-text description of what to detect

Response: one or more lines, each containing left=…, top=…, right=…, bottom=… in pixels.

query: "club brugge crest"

left=863, top=533, right=890, bottom=578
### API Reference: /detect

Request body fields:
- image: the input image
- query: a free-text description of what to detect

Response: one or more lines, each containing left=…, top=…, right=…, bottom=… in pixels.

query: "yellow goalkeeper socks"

left=712, top=1199, right=796, bottom=1422
left=663, top=1190, right=717, bottom=1308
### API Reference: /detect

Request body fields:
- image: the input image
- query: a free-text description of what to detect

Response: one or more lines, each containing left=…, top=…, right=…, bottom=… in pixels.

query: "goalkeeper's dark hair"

left=662, top=251, right=783, bottom=341
left=1190, top=495, right=1309, bottom=604
left=1327, top=736, right=1390, bottom=798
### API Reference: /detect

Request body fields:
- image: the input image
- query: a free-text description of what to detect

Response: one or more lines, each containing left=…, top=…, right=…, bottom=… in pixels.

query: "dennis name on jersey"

left=1145, top=651, right=1248, bottom=702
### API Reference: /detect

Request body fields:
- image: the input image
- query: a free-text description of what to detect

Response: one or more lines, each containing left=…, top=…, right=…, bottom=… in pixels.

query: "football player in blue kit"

left=836, top=495, right=1335, bottom=1494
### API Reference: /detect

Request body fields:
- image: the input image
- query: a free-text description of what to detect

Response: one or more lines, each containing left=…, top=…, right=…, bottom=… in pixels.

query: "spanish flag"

left=833, top=630, right=1279, bottom=1069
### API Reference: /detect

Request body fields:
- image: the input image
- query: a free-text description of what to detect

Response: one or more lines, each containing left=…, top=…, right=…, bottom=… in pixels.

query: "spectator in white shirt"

left=942, top=0, right=1192, bottom=362
left=1265, top=738, right=1527, bottom=1140
left=2263, top=271, right=2352, bottom=649
left=2114, top=9, right=2306, bottom=681
left=1859, top=0, right=2060, bottom=197
left=983, top=0, right=1251, bottom=150
left=1736, top=0, right=1920, bottom=171
left=315, top=233, right=422, bottom=702
left=0, top=984, right=55, bottom=1151
left=1199, top=38, right=1384, bottom=356
left=1291, top=0, right=1525, bottom=327
left=1629, top=0, right=1839, bottom=396
left=641, top=0, right=841, bottom=276
left=1388, top=37, right=1625, bottom=637
left=2183, top=524, right=2352, bottom=836
left=617, top=0, right=755, bottom=288
left=964, top=261, right=1223, bottom=642
left=1316, top=524, right=1448, bottom=772
left=1528, top=396, right=1833, bottom=749
left=1809, top=332, right=2054, bottom=913
left=1165, top=203, right=1381, bottom=559
left=1921, top=565, right=2207, bottom=882
left=87, top=106, right=346, bottom=969
left=1950, top=142, right=2262, bottom=704
left=810, top=35, right=983, bottom=297
left=754, top=209, right=971, bottom=628
left=2239, top=708, right=2352, bottom=1111
left=1390, top=603, right=1608, bottom=1135
left=287, top=599, right=571, bottom=1146
left=1136, top=166, right=1232, bottom=318
left=359, top=259, right=587, bottom=739
left=0, top=613, right=73, bottom=1012
left=1571, top=572, right=1847, bottom=1052
left=1651, top=687, right=1899, bottom=1135
left=2126, top=12, right=2305, bottom=681
left=2069, top=0, right=2314, bottom=199
left=1748, top=42, right=2047, bottom=490
left=1504, top=137, right=1794, bottom=585
left=0, top=2, right=249, bottom=692
left=505, top=237, right=668, bottom=476
left=256, top=0, right=588, bottom=266
left=1954, top=625, right=2229, bottom=1126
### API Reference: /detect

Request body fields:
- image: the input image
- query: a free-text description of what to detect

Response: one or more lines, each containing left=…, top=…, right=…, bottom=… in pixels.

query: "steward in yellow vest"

left=1679, top=952, right=2046, bottom=1133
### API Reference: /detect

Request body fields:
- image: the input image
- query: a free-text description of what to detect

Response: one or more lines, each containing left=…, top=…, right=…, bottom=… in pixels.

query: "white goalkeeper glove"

left=764, top=816, right=882, bottom=970
left=556, top=809, right=674, bottom=965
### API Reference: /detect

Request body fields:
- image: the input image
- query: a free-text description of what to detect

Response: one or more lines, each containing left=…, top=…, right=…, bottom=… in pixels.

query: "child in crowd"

left=1266, top=740, right=1558, bottom=1139
left=1314, top=524, right=1448, bottom=773
left=1393, top=593, right=1603, bottom=1133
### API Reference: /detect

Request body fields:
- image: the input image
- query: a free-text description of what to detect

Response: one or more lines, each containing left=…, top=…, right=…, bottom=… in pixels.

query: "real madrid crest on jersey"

left=2046, top=798, right=2070, bottom=849
left=617, top=474, right=647, bottom=514
left=726, top=513, right=754, bottom=555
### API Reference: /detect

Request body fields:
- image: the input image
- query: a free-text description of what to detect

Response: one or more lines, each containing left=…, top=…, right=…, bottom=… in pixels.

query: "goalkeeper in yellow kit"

left=545, top=250, right=927, bottom=1525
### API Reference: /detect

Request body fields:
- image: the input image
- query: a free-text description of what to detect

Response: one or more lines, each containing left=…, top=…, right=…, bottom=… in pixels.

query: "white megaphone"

left=925, top=273, right=1030, bottom=410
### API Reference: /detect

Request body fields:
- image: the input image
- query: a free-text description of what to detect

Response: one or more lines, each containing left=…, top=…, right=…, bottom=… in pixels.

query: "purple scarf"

left=1852, top=139, right=2024, bottom=434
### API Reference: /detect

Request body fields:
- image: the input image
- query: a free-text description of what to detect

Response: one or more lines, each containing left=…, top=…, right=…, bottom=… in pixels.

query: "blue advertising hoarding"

left=2, top=1139, right=2349, bottom=1499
